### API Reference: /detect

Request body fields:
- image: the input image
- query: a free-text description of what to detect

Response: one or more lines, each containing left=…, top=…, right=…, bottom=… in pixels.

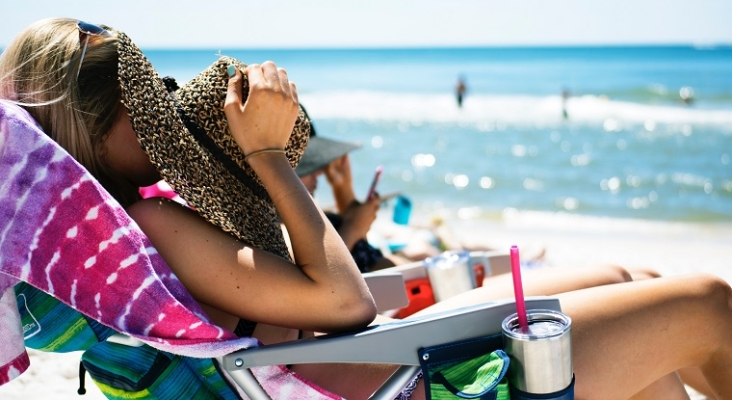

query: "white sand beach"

left=2, top=212, right=729, bottom=399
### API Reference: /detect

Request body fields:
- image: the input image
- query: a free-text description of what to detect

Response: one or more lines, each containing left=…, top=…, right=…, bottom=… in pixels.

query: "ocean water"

left=146, top=46, right=732, bottom=223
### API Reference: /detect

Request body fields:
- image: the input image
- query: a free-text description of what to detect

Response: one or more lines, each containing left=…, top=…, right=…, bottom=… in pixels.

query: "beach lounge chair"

left=0, top=100, right=563, bottom=399
left=220, top=297, right=560, bottom=399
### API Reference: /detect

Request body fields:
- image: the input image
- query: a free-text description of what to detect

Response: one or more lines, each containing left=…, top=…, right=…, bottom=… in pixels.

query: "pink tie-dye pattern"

left=0, top=101, right=340, bottom=398
left=0, top=101, right=252, bottom=356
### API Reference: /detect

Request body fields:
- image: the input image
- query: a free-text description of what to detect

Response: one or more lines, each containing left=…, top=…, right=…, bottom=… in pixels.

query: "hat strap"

left=176, top=105, right=270, bottom=201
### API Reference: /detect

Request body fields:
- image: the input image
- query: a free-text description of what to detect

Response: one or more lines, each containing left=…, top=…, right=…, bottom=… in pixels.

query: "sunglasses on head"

left=76, top=21, right=112, bottom=78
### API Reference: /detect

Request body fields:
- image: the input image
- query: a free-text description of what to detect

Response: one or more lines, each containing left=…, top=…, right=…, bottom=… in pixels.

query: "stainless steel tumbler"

left=502, top=309, right=573, bottom=397
left=424, top=250, right=474, bottom=302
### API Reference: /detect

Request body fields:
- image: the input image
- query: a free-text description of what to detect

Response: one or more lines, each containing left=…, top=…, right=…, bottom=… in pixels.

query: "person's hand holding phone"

left=366, top=165, right=383, bottom=201
left=338, top=194, right=381, bottom=250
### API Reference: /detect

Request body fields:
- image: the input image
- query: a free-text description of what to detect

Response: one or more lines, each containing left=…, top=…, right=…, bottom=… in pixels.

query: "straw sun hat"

left=116, top=30, right=311, bottom=261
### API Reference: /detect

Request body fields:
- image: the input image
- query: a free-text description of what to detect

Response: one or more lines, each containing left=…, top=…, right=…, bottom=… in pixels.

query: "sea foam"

left=300, top=91, right=732, bottom=129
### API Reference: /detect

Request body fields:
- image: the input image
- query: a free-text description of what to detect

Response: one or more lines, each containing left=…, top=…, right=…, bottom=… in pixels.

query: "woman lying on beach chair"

left=2, top=17, right=732, bottom=400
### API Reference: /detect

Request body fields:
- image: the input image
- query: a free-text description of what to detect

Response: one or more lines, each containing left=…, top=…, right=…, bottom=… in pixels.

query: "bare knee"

left=689, top=273, right=732, bottom=311
left=675, top=274, right=732, bottom=335
left=686, top=274, right=732, bottom=393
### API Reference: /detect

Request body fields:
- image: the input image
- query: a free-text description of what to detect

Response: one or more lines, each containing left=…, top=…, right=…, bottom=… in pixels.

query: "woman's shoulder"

left=126, top=197, right=239, bottom=256
left=126, top=197, right=200, bottom=233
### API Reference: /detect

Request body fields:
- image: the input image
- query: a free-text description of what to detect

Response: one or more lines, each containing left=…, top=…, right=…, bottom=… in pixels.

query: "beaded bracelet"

left=244, top=148, right=286, bottom=163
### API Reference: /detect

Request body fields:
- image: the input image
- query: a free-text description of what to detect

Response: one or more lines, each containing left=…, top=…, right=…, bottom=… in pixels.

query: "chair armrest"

left=368, top=260, right=427, bottom=281
left=217, top=296, right=560, bottom=369
left=363, top=272, right=409, bottom=312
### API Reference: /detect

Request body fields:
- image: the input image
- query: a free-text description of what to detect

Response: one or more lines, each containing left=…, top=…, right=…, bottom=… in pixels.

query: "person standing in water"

left=562, top=88, right=570, bottom=120
left=456, top=75, right=467, bottom=107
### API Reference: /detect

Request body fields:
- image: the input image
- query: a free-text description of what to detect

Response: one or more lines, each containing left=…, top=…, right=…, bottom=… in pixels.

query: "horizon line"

left=133, top=42, right=732, bottom=51
left=3, top=42, right=731, bottom=53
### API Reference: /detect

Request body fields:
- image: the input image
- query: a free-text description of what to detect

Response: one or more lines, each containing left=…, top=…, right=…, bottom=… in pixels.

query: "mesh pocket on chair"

left=418, top=333, right=510, bottom=400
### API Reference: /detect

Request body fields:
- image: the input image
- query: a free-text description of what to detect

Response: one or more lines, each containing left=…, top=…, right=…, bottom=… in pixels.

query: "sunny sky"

left=3, top=0, right=732, bottom=49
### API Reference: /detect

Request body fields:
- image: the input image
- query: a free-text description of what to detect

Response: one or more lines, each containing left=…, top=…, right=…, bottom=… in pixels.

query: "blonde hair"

left=0, top=17, right=139, bottom=206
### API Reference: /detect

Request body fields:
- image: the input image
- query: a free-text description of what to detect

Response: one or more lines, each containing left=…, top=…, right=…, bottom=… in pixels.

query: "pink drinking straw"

left=510, top=245, right=529, bottom=331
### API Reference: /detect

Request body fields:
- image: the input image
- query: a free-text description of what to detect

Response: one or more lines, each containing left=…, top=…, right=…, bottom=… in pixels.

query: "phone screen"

left=366, top=165, right=383, bottom=201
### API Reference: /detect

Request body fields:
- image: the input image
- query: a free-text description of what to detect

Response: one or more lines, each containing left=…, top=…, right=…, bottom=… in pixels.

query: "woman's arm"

left=129, top=62, right=376, bottom=333
left=324, top=155, right=357, bottom=214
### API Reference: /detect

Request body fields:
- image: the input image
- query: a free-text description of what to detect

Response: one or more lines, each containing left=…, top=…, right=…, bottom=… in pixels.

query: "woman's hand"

left=338, top=195, right=380, bottom=249
left=223, top=61, right=299, bottom=155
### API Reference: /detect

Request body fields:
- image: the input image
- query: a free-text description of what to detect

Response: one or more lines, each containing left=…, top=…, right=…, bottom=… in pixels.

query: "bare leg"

left=628, top=372, right=690, bottom=400
left=291, top=362, right=399, bottom=400
left=412, top=264, right=633, bottom=316
left=293, top=265, right=635, bottom=399
left=678, top=367, right=716, bottom=399
left=557, top=273, right=732, bottom=400
left=413, top=264, right=694, bottom=398
left=295, top=273, right=732, bottom=400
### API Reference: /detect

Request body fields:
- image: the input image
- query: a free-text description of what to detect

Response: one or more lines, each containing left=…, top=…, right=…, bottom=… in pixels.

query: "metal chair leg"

left=369, top=365, right=421, bottom=400
left=220, top=362, right=272, bottom=400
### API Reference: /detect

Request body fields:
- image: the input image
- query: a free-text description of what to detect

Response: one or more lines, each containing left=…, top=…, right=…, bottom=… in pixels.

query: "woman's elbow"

left=333, top=294, right=378, bottom=331
left=358, top=297, right=379, bottom=325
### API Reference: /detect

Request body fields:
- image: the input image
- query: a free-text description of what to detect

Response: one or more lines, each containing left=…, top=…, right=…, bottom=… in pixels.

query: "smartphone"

left=366, top=165, right=384, bottom=201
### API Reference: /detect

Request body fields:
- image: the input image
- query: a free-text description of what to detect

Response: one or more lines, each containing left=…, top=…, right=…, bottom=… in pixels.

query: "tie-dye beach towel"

left=0, top=100, right=342, bottom=399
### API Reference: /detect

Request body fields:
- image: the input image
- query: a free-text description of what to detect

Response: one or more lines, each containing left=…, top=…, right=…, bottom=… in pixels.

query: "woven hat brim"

left=116, top=32, right=310, bottom=260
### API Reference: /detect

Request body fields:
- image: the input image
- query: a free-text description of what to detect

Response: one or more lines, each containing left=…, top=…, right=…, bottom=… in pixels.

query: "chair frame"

left=218, top=296, right=561, bottom=400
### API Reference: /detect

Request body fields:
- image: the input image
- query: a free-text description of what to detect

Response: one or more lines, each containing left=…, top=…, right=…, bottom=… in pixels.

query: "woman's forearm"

left=246, top=153, right=376, bottom=322
left=221, top=63, right=376, bottom=330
